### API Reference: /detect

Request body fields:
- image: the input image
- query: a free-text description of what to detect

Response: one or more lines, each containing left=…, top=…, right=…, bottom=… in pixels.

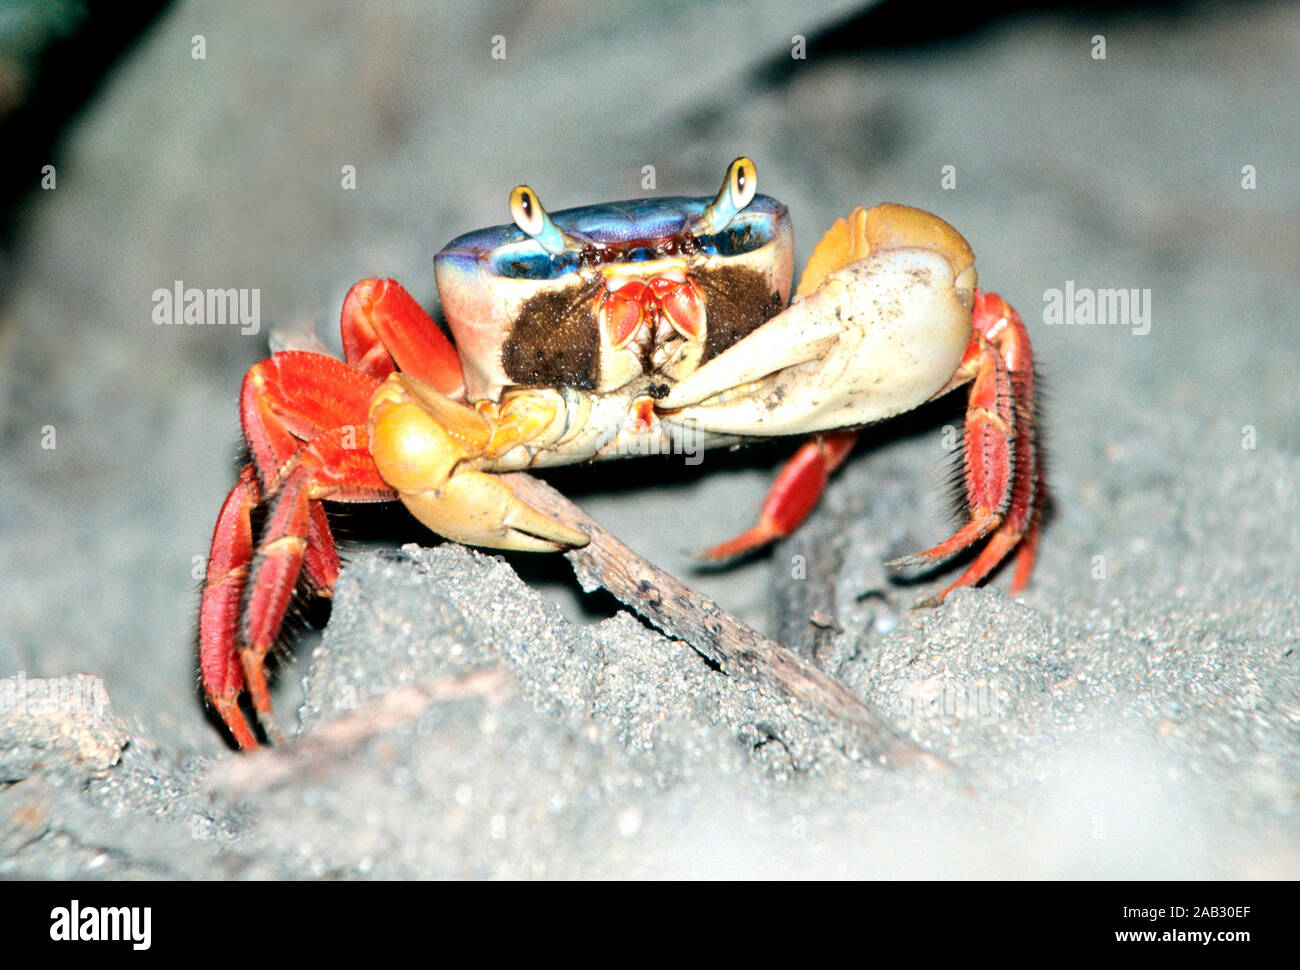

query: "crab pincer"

left=368, top=373, right=589, bottom=552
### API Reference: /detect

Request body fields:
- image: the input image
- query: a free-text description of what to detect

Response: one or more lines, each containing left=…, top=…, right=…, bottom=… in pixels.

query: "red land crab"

left=199, top=158, right=1046, bottom=749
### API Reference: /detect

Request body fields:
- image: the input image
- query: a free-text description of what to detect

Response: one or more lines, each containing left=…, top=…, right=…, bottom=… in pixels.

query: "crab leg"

left=201, top=281, right=462, bottom=748
left=340, top=278, right=465, bottom=396
left=237, top=426, right=391, bottom=739
left=199, top=465, right=342, bottom=749
left=890, top=290, right=1044, bottom=603
left=1011, top=479, right=1048, bottom=592
left=893, top=300, right=1015, bottom=562
left=702, top=431, right=859, bottom=560
left=199, top=465, right=262, bottom=749
left=199, top=352, right=392, bottom=746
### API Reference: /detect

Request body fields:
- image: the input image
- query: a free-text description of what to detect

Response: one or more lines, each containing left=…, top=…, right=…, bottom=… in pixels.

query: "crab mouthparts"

left=605, top=268, right=686, bottom=291
left=598, top=267, right=704, bottom=368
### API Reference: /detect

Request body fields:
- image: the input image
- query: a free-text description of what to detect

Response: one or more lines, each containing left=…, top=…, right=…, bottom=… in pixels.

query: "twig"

left=208, top=670, right=512, bottom=794
left=502, top=473, right=948, bottom=772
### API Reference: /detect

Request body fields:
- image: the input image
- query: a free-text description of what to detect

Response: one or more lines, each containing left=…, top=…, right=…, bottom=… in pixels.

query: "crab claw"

left=658, top=204, right=977, bottom=438
left=368, top=373, right=590, bottom=552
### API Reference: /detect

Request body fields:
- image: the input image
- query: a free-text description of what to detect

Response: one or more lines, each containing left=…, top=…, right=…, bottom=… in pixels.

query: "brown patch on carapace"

left=696, top=263, right=783, bottom=364
left=502, top=279, right=603, bottom=389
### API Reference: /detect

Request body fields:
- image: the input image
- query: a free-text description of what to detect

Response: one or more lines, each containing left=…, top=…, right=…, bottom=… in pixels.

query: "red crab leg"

left=199, top=352, right=391, bottom=747
left=303, top=500, right=341, bottom=594
left=238, top=426, right=391, bottom=740
left=891, top=290, right=1044, bottom=603
left=241, top=352, right=386, bottom=473
left=239, top=352, right=360, bottom=595
left=202, top=283, right=469, bottom=749
left=340, top=278, right=465, bottom=397
left=702, top=430, right=859, bottom=560
left=239, top=351, right=381, bottom=596
left=199, top=464, right=262, bottom=750
left=199, top=466, right=341, bottom=750
left=1010, top=478, right=1048, bottom=593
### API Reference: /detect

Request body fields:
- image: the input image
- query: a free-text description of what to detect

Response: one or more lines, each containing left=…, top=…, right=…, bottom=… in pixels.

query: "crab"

left=199, top=158, right=1045, bottom=749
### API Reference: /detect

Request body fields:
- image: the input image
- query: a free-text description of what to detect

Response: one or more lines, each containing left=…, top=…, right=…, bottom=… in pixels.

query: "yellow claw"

left=368, top=373, right=590, bottom=552
left=796, top=203, right=977, bottom=301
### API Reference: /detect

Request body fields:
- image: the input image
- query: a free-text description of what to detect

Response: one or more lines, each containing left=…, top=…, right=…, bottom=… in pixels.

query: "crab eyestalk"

left=691, top=156, right=758, bottom=235
left=509, top=184, right=571, bottom=255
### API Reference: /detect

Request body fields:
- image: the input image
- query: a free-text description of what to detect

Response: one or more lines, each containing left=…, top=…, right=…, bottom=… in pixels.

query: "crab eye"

left=693, top=156, right=758, bottom=235
left=510, top=184, right=566, bottom=255
left=726, top=156, right=758, bottom=211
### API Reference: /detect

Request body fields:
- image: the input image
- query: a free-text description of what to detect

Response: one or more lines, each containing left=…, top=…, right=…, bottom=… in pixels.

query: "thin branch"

left=209, top=670, right=512, bottom=794
left=502, top=473, right=948, bottom=772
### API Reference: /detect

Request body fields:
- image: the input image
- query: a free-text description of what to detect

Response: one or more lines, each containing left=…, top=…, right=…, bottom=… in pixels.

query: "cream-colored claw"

left=658, top=205, right=976, bottom=438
